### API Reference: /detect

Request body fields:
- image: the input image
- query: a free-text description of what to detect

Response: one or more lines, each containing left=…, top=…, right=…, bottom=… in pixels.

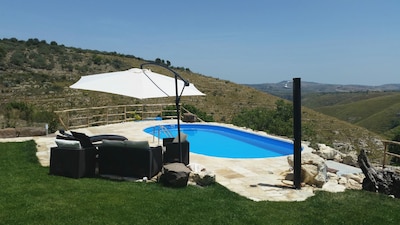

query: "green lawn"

left=1, top=141, right=400, bottom=225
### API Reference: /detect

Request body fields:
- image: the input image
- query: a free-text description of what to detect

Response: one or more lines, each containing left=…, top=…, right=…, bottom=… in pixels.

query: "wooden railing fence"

left=54, top=103, right=203, bottom=130
left=382, top=140, right=400, bottom=168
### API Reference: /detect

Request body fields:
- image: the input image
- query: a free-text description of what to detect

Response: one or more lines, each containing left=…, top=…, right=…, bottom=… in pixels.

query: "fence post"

left=106, top=107, right=108, bottom=125
left=383, top=141, right=388, bottom=169
left=87, top=109, right=90, bottom=127
left=124, top=106, right=126, bottom=122
left=66, top=112, right=70, bottom=130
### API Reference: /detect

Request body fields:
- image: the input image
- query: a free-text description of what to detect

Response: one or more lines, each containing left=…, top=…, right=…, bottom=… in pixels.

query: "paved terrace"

left=1, top=120, right=361, bottom=202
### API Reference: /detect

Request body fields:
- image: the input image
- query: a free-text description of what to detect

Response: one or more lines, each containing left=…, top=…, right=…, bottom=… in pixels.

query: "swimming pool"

left=144, top=123, right=294, bottom=159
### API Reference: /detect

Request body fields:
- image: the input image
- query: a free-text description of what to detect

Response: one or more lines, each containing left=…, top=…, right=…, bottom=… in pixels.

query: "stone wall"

left=0, top=127, right=46, bottom=138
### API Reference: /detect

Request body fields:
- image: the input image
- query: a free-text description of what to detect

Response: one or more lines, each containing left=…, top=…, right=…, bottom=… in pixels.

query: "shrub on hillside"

left=163, top=104, right=214, bottom=122
left=231, top=100, right=293, bottom=137
left=10, top=51, right=27, bottom=66
left=2, top=102, right=59, bottom=132
left=182, top=104, right=214, bottom=122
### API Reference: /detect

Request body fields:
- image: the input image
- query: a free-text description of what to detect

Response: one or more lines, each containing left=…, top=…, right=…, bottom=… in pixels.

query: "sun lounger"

left=50, top=130, right=128, bottom=179
left=57, top=130, right=128, bottom=146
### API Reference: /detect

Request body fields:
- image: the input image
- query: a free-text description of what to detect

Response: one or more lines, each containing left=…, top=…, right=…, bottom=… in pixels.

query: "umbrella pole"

left=141, top=62, right=189, bottom=163
left=175, top=79, right=182, bottom=163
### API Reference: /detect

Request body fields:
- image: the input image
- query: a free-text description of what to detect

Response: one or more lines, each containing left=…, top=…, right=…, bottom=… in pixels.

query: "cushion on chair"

left=101, top=140, right=150, bottom=149
left=71, top=131, right=94, bottom=148
left=172, top=132, right=187, bottom=143
left=101, top=139, right=125, bottom=148
left=124, top=140, right=150, bottom=149
left=55, top=139, right=82, bottom=149
left=89, top=134, right=128, bottom=143
left=56, top=134, right=78, bottom=141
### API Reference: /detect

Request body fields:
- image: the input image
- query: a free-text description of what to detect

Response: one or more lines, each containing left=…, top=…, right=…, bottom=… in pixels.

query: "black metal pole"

left=175, top=74, right=183, bottom=162
left=293, top=77, right=302, bottom=189
left=141, top=62, right=187, bottom=163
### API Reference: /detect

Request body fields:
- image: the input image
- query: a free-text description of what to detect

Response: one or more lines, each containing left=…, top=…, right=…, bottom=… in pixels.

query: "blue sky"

left=1, top=0, right=399, bottom=85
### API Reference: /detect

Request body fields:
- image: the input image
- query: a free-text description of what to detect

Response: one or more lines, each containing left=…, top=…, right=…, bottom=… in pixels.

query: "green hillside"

left=312, top=92, right=400, bottom=136
left=302, top=91, right=397, bottom=108
left=250, top=83, right=400, bottom=139
left=0, top=38, right=387, bottom=160
left=247, top=82, right=400, bottom=102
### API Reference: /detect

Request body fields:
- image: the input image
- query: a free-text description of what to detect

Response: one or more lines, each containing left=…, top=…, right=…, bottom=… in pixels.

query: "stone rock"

left=337, top=175, right=363, bottom=190
left=159, top=163, right=191, bottom=188
left=288, top=152, right=327, bottom=188
left=187, top=163, right=216, bottom=186
left=333, top=154, right=343, bottom=163
left=342, top=173, right=365, bottom=184
left=322, top=179, right=346, bottom=192
left=359, top=140, right=368, bottom=148
left=342, top=151, right=358, bottom=167
left=338, top=177, right=348, bottom=185
left=327, top=172, right=340, bottom=181
left=302, top=164, right=320, bottom=185
left=314, top=144, right=345, bottom=162
left=284, top=172, right=294, bottom=181
left=188, top=163, right=206, bottom=173
left=0, top=127, right=46, bottom=138
left=18, top=127, right=46, bottom=137
left=314, top=144, right=338, bottom=160
left=346, top=177, right=363, bottom=190
left=0, top=128, right=17, bottom=138
left=333, top=142, right=354, bottom=152
left=190, top=171, right=216, bottom=186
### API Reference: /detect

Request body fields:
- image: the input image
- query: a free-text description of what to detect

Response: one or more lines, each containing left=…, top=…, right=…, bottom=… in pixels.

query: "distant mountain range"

left=245, top=81, right=400, bottom=99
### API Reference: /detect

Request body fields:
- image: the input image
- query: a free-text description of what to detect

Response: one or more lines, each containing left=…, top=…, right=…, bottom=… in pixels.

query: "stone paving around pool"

left=2, top=120, right=361, bottom=202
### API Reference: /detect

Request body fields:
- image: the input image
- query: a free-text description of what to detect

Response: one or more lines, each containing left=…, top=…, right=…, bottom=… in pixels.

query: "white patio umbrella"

left=70, top=68, right=205, bottom=99
left=70, top=63, right=205, bottom=162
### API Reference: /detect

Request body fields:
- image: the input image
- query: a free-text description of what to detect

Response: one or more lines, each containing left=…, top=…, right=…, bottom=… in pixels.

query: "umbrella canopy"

left=70, top=68, right=205, bottom=99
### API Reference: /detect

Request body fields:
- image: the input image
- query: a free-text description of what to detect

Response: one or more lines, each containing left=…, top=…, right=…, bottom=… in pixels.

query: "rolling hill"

left=0, top=37, right=387, bottom=160
left=247, top=81, right=400, bottom=100
left=311, top=92, right=400, bottom=137
left=248, top=82, right=400, bottom=138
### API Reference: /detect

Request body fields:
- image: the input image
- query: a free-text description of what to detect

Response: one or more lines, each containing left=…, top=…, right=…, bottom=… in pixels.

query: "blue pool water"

left=144, top=124, right=294, bottom=159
